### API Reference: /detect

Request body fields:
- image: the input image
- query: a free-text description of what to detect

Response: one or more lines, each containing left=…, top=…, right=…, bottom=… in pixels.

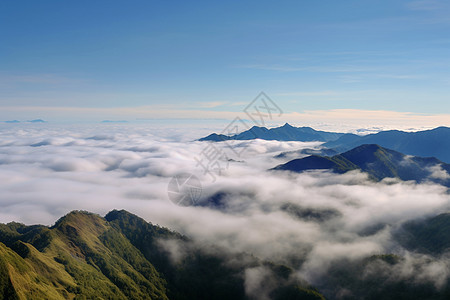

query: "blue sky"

left=1, top=0, right=450, bottom=124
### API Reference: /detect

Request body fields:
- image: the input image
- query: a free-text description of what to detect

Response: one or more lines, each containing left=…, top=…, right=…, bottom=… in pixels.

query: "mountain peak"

left=199, top=124, right=344, bottom=142
left=432, top=126, right=450, bottom=132
left=339, top=144, right=390, bottom=165
left=323, top=126, right=450, bottom=163
left=347, top=144, right=383, bottom=153
left=273, top=144, right=450, bottom=185
left=54, top=210, right=99, bottom=223
left=198, top=133, right=231, bottom=141
left=105, top=209, right=139, bottom=222
left=52, top=210, right=106, bottom=234
left=250, top=125, right=266, bottom=130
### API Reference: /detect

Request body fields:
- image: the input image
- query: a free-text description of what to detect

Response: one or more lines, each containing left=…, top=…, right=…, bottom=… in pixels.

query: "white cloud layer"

left=0, top=123, right=449, bottom=290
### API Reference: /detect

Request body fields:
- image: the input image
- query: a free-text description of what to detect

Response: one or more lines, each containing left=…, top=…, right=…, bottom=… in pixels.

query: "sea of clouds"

left=0, top=123, right=449, bottom=297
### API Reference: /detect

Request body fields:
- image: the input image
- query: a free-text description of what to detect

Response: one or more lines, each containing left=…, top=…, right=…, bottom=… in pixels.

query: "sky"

left=1, top=3, right=450, bottom=294
left=1, top=0, right=450, bottom=126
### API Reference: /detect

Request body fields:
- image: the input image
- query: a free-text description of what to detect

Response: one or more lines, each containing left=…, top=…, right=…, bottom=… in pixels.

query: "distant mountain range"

left=323, top=126, right=450, bottom=163
left=200, top=125, right=450, bottom=163
left=199, top=123, right=344, bottom=142
left=3, top=119, right=47, bottom=124
left=273, top=144, right=450, bottom=186
left=0, top=210, right=324, bottom=300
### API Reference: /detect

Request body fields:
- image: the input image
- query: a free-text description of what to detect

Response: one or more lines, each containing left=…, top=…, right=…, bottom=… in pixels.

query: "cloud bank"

left=0, top=123, right=449, bottom=297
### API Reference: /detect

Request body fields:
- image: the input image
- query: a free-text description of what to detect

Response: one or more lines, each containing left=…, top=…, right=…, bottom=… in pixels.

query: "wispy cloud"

left=235, top=64, right=306, bottom=72
left=406, top=0, right=450, bottom=24
left=274, top=91, right=339, bottom=97
left=0, top=73, right=87, bottom=85
left=407, top=0, right=447, bottom=11
left=193, top=101, right=228, bottom=108
left=235, top=64, right=425, bottom=83
left=235, top=64, right=376, bottom=73
left=374, top=73, right=424, bottom=79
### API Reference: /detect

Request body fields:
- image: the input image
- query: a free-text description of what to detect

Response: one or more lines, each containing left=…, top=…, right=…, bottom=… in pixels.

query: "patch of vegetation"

left=0, top=210, right=324, bottom=299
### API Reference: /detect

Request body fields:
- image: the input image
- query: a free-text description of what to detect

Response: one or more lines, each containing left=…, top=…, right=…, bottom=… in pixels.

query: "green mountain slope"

left=317, top=254, right=450, bottom=300
left=397, top=213, right=450, bottom=255
left=1, top=210, right=449, bottom=299
left=1, top=211, right=168, bottom=299
left=0, top=210, right=324, bottom=300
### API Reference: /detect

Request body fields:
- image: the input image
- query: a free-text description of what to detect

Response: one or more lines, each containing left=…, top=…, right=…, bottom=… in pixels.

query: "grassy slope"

left=0, top=211, right=168, bottom=299
left=0, top=210, right=324, bottom=300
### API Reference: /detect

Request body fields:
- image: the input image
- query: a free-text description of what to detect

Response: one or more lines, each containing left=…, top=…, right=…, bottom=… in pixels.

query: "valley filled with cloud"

left=0, top=123, right=449, bottom=298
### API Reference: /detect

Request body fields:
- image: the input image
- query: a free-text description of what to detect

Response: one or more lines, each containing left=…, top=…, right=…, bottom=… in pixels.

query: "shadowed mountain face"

left=273, top=144, right=450, bottom=185
left=0, top=210, right=324, bottom=300
left=199, top=123, right=344, bottom=142
left=324, top=127, right=450, bottom=163
left=397, top=213, right=450, bottom=255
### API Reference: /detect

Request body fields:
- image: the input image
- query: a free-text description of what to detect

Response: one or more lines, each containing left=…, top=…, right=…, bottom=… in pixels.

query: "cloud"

left=244, top=266, right=276, bottom=300
left=0, top=73, right=87, bottom=86
left=428, top=164, right=450, bottom=180
left=407, top=0, right=448, bottom=11
left=235, top=64, right=376, bottom=73
left=193, top=101, right=228, bottom=108
left=0, top=123, right=449, bottom=297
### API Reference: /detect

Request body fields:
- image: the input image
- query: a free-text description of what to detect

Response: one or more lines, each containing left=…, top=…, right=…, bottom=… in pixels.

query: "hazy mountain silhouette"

left=199, top=123, right=344, bottom=142
left=200, top=125, right=450, bottom=163
left=324, top=127, right=450, bottom=163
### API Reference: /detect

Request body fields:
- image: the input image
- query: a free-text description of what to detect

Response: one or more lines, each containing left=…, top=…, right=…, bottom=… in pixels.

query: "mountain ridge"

left=1, top=209, right=449, bottom=299
left=273, top=144, right=450, bottom=186
left=200, top=125, right=450, bottom=163
left=0, top=210, right=324, bottom=300
left=199, top=123, right=345, bottom=142
left=324, top=126, right=450, bottom=163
